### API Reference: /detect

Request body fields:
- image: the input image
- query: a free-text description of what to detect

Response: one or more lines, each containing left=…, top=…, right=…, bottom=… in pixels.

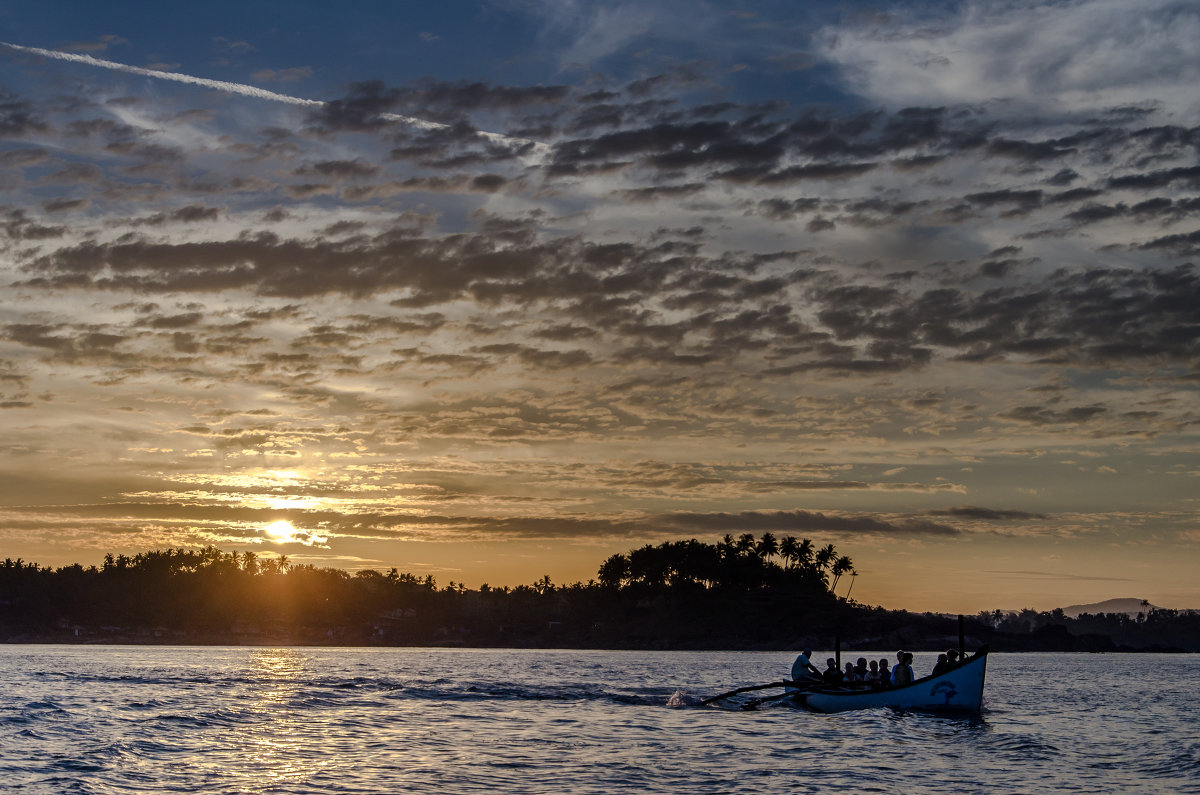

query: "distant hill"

left=1059, top=598, right=1158, bottom=618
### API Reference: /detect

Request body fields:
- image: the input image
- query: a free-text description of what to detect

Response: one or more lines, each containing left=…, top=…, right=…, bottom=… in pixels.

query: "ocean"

left=1, top=646, right=1196, bottom=793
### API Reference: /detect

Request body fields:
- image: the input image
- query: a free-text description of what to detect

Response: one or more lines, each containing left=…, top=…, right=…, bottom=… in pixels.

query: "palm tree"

left=755, top=532, right=778, bottom=561
left=813, top=543, right=836, bottom=575
left=830, top=555, right=854, bottom=591
left=795, top=538, right=814, bottom=571
left=736, top=533, right=756, bottom=556
left=779, top=536, right=798, bottom=569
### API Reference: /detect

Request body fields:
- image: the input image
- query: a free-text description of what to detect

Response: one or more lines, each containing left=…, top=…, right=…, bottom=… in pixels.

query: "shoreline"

left=3, top=636, right=1192, bottom=653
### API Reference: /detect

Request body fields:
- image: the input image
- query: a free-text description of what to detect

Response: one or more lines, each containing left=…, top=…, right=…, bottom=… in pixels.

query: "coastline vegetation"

left=3, top=537, right=1197, bottom=651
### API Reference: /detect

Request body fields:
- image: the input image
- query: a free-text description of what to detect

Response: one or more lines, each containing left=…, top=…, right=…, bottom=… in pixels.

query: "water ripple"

left=2, top=647, right=1198, bottom=794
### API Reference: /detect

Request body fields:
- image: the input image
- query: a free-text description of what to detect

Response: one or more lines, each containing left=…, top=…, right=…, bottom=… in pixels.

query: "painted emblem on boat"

left=931, top=682, right=958, bottom=704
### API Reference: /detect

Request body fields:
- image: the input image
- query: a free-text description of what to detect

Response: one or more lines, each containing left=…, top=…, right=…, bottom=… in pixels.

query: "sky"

left=1, top=0, right=1198, bottom=614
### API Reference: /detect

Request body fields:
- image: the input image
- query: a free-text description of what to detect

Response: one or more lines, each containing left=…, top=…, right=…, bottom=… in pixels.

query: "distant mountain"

left=1059, top=598, right=1158, bottom=618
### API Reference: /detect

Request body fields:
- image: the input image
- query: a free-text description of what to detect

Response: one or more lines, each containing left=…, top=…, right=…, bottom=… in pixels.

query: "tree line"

left=2, top=539, right=1196, bottom=651
left=597, top=533, right=855, bottom=593
left=0, top=536, right=853, bottom=646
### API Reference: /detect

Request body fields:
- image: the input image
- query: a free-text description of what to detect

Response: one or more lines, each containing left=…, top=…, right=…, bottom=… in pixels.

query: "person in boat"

left=867, top=659, right=880, bottom=684
left=790, top=649, right=821, bottom=684
left=843, top=661, right=858, bottom=682
left=891, top=651, right=915, bottom=685
left=853, top=657, right=869, bottom=681
left=946, top=648, right=961, bottom=667
left=822, top=658, right=844, bottom=685
left=930, top=652, right=949, bottom=676
left=877, top=658, right=891, bottom=687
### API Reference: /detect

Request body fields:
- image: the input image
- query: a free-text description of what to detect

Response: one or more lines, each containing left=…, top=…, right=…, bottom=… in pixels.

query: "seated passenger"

left=946, top=649, right=961, bottom=667
left=867, top=659, right=880, bottom=684
left=854, top=657, right=869, bottom=681
left=877, top=659, right=891, bottom=687
left=891, top=652, right=915, bottom=685
left=822, top=658, right=844, bottom=685
left=843, top=661, right=858, bottom=682
left=930, top=653, right=949, bottom=676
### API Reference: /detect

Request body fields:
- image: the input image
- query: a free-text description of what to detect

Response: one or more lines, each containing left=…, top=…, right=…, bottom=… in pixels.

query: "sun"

left=263, top=520, right=297, bottom=542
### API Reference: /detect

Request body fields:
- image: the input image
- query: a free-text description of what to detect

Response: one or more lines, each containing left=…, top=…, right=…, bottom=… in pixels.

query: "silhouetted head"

left=947, top=649, right=960, bottom=661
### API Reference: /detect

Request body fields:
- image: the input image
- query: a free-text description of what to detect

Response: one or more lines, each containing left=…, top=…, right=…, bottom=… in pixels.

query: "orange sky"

left=2, top=1, right=1199, bottom=614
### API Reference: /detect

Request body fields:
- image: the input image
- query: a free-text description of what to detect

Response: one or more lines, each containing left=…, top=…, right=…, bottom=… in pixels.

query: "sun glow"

left=264, top=520, right=298, bottom=542
left=260, top=519, right=331, bottom=547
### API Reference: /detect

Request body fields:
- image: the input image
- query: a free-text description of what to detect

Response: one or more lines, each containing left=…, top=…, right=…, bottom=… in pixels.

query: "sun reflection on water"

left=223, top=649, right=333, bottom=792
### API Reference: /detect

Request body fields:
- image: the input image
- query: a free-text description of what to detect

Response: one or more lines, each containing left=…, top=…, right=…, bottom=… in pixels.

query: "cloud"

left=986, top=569, right=1136, bottom=583
left=0, top=91, right=48, bottom=137
left=817, top=0, right=1200, bottom=118
left=528, top=0, right=666, bottom=68
left=0, top=42, right=530, bottom=143
left=656, top=510, right=960, bottom=537
left=927, top=507, right=1048, bottom=521
left=3, top=11, right=1198, bottom=598
left=0, top=501, right=960, bottom=543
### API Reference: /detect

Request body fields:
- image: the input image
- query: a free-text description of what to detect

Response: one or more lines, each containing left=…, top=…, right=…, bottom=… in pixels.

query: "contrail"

left=1, top=41, right=546, bottom=150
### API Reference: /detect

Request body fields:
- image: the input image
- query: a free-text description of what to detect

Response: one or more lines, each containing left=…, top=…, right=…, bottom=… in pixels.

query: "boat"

left=792, top=646, right=988, bottom=715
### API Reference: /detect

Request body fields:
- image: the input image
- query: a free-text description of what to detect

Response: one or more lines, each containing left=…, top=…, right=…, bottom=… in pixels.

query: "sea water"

left=1, top=646, right=1196, bottom=793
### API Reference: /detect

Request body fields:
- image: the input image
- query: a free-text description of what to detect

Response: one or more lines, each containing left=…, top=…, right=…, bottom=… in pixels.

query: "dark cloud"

left=140, top=312, right=204, bottom=329
left=17, top=502, right=961, bottom=543
left=1065, top=203, right=1125, bottom=223
left=1139, top=228, right=1200, bottom=256
left=299, top=159, right=381, bottom=180
left=1046, top=168, right=1080, bottom=186
left=471, top=343, right=593, bottom=370
left=612, top=183, right=705, bottom=202
left=387, top=122, right=535, bottom=167
left=757, top=197, right=822, bottom=220
left=307, top=80, right=405, bottom=132
left=0, top=92, right=48, bottom=137
left=998, top=404, right=1109, bottom=426
left=0, top=147, right=50, bottom=168
left=127, top=205, right=221, bottom=226
left=1, top=323, right=129, bottom=361
left=798, top=264, right=1200, bottom=370
left=1047, top=187, right=1104, bottom=204
left=927, top=507, right=1048, bottom=520
left=43, top=162, right=104, bottom=184
left=987, top=137, right=1076, bottom=162
left=966, top=190, right=1044, bottom=214
left=389, top=78, right=570, bottom=114
left=16, top=188, right=1199, bottom=378
left=2, top=209, right=67, bottom=240
left=750, top=162, right=878, bottom=184
left=41, top=197, right=89, bottom=213
left=1108, top=165, right=1200, bottom=190
left=657, top=510, right=960, bottom=537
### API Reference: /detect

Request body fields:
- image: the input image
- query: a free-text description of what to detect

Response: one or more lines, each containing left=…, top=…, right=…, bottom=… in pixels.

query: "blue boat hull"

left=796, top=650, right=987, bottom=714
